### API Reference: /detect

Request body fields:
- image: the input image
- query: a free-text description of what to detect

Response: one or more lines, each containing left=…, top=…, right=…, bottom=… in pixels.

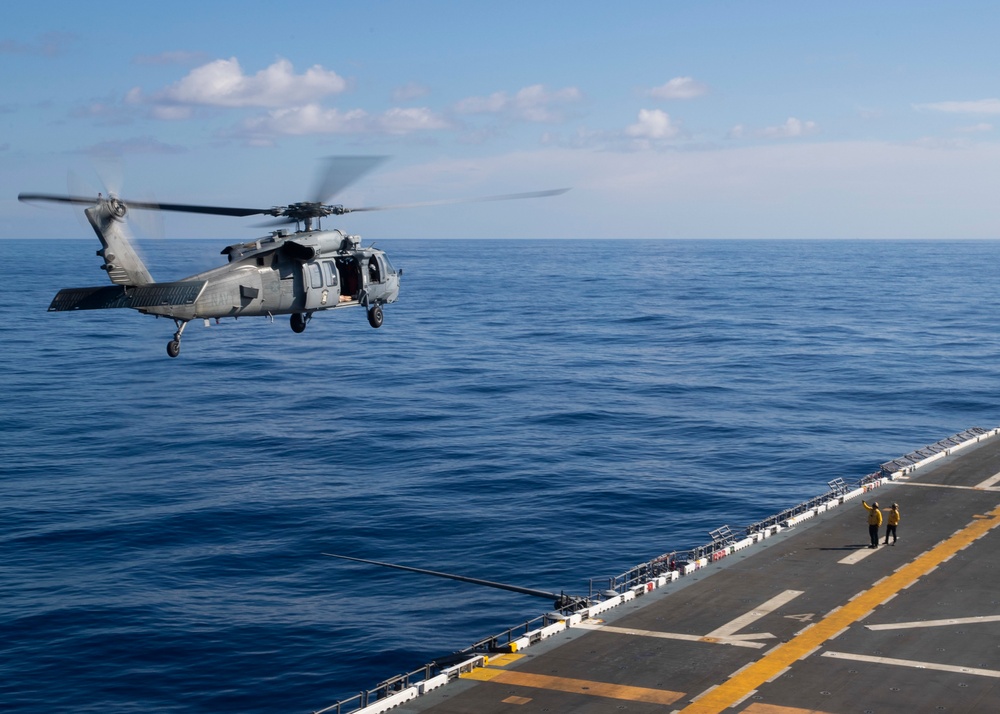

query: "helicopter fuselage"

left=44, top=198, right=401, bottom=357
left=141, top=228, right=400, bottom=322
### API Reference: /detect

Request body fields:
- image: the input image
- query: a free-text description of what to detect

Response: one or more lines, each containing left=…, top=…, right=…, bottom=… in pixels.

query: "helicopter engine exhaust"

left=280, top=229, right=356, bottom=262
left=281, top=240, right=317, bottom=262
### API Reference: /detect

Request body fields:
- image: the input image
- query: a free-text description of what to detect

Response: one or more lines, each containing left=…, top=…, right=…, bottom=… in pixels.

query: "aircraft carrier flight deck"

left=320, top=428, right=1000, bottom=714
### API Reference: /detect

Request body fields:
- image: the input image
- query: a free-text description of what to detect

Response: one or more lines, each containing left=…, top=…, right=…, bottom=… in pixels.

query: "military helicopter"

left=20, top=157, right=567, bottom=357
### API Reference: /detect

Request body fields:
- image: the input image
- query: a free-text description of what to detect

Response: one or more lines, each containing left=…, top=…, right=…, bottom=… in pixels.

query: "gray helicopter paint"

left=48, top=281, right=207, bottom=312
left=86, top=202, right=153, bottom=286
left=303, top=260, right=336, bottom=311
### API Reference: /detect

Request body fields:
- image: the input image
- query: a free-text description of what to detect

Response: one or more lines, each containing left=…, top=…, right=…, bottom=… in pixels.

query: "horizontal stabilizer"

left=48, top=281, right=208, bottom=311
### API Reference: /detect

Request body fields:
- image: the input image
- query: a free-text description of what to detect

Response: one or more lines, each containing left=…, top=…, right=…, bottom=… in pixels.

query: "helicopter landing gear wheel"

left=167, top=319, right=189, bottom=358
left=367, top=304, right=383, bottom=328
left=290, top=312, right=308, bottom=333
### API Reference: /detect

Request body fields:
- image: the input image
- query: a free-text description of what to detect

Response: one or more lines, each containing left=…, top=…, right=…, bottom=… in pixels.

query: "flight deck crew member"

left=862, top=500, right=882, bottom=548
left=884, top=503, right=900, bottom=545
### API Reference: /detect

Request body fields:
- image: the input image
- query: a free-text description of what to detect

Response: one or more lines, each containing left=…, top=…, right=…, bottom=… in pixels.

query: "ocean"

left=3, top=237, right=1000, bottom=713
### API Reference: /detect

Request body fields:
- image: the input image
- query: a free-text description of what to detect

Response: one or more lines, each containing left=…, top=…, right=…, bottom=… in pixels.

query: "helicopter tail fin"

left=86, top=201, right=154, bottom=286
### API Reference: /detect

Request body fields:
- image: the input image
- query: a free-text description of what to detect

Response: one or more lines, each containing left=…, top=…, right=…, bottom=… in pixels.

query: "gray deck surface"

left=401, top=436, right=1000, bottom=714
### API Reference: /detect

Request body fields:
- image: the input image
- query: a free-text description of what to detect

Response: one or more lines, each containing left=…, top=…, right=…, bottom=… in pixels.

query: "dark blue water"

left=4, top=238, right=1000, bottom=712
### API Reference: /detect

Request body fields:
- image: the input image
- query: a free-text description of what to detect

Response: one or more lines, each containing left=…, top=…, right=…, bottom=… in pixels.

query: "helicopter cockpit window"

left=307, top=262, right=323, bottom=289
left=368, top=256, right=382, bottom=283
left=322, top=261, right=338, bottom=287
left=382, top=255, right=395, bottom=274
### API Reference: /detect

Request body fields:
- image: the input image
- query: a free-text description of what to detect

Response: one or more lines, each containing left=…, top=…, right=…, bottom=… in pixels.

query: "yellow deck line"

left=679, top=505, right=1000, bottom=714
left=740, top=703, right=833, bottom=714
left=485, top=653, right=524, bottom=667
left=463, top=669, right=685, bottom=705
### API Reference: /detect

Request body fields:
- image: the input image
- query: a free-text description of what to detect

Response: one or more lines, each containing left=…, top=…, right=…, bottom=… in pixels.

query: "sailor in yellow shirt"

left=883, top=503, right=900, bottom=545
left=862, top=500, right=882, bottom=548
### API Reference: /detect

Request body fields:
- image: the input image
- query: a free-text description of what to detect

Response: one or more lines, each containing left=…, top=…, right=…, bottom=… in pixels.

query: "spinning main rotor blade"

left=19, top=192, right=267, bottom=217
left=128, top=201, right=266, bottom=217
left=312, top=155, right=388, bottom=204
left=344, top=187, right=570, bottom=213
left=254, top=187, right=571, bottom=226
left=19, top=193, right=105, bottom=207
left=322, top=552, right=563, bottom=601
left=20, top=184, right=570, bottom=223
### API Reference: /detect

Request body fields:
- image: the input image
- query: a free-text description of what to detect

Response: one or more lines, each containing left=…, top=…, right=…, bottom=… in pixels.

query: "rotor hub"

left=108, top=197, right=127, bottom=219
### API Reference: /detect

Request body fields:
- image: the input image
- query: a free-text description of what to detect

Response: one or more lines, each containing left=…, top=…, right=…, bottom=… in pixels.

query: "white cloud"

left=240, top=105, right=369, bottom=135
left=0, top=31, right=75, bottom=56
left=70, top=94, right=141, bottom=126
left=957, top=122, right=993, bottom=133
left=759, top=117, right=818, bottom=138
left=914, top=98, right=1000, bottom=114
left=454, top=84, right=582, bottom=122
left=455, top=91, right=508, bottom=114
left=150, top=105, right=194, bottom=121
left=646, top=76, right=707, bottom=100
left=379, top=107, right=451, bottom=134
left=237, top=104, right=450, bottom=137
left=392, top=82, right=430, bottom=102
left=125, top=87, right=194, bottom=121
left=82, top=136, right=187, bottom=156
left=150, top=58, right=347, bottom=108
left=71, top=100, right=122, bottom=120
left=626, top=109, right=679, bottom=139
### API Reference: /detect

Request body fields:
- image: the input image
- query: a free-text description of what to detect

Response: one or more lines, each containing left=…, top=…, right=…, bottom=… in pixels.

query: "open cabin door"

left=336, top=256, right=362, bottom=301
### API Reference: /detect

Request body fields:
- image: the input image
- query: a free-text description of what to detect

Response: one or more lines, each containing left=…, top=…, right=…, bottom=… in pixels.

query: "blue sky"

left=4, top=1, right=1000, bottom=240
